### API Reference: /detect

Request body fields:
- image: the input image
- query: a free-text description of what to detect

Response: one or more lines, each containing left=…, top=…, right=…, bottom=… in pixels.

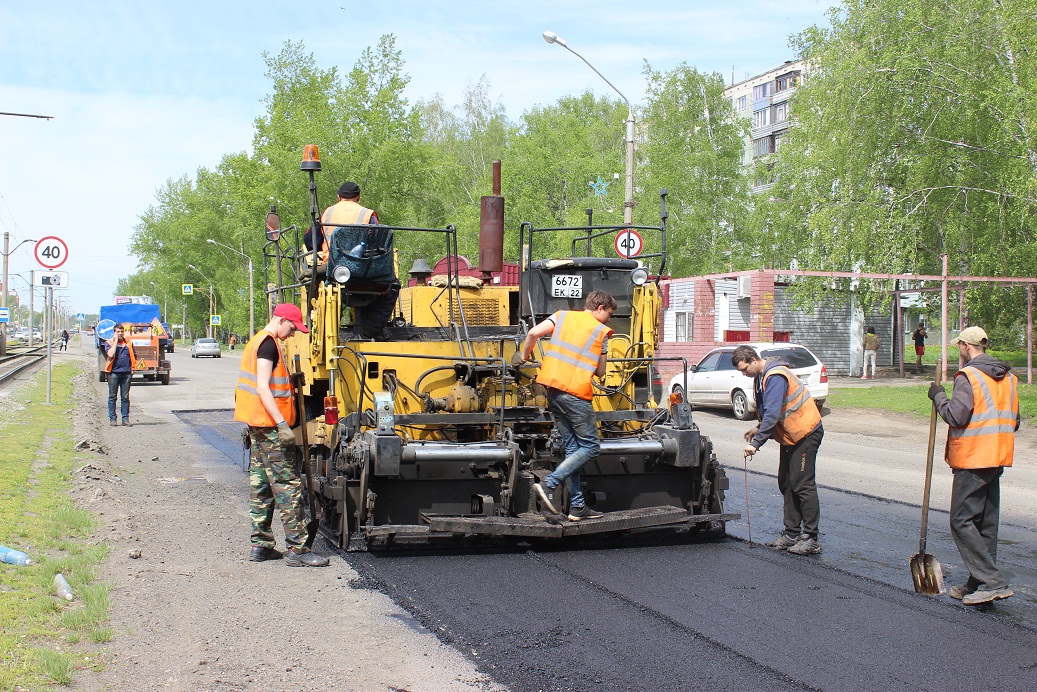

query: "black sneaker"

left=533, top=482, right=559, bottom=514
left=248, top=546, right=282, bottom=562
left=285, top=548, right=329, bottom=567
left=567, top=505, right=604, bottom=521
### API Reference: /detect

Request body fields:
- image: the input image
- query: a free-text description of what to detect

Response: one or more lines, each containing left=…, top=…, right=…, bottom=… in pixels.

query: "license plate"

left=551, top=274, right=583, bottom=298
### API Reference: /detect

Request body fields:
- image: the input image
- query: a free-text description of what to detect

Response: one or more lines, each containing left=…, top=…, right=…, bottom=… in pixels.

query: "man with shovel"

left=928, top=326, right=1018, bottom=605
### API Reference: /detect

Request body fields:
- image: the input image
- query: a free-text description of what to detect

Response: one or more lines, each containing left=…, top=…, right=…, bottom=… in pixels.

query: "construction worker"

left=513, top=290, right=615, bottom=521
left=235, top=303, right=329, bottom=567
left=318, top=180, right=379, bottom=264
left=929, top=326, right=1019, bottom=605
left=735, top=344, right=824, bottom=555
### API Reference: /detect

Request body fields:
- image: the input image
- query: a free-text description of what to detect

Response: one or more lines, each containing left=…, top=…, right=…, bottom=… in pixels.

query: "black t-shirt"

left=256, top=336, right=279, bottom=368
left=913, top=329, right=926, bottom=347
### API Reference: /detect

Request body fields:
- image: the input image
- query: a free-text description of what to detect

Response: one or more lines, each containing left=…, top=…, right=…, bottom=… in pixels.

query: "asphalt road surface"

left=159, top=353, right=1037, bottom=691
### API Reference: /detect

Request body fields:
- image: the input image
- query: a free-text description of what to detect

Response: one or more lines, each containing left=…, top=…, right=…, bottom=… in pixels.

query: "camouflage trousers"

left=247, top=426, right=306, bottom=551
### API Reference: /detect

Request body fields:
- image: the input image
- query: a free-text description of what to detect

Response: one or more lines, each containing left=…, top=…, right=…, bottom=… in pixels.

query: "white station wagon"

left=668, top=343, right=828, bottom=420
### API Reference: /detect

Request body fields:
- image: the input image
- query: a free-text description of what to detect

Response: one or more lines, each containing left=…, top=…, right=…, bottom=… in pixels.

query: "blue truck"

left=95, top=304, right=172, bottom=385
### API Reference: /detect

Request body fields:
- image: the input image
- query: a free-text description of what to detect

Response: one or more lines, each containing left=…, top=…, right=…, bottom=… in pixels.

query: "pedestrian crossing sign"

left=210, top=314, right=221, bottom=326
left=182, top=284, right=194, bottom=295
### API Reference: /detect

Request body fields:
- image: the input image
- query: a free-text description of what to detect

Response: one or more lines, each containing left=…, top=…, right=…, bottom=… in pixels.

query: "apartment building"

left=724, top=60, right=805, bottom=191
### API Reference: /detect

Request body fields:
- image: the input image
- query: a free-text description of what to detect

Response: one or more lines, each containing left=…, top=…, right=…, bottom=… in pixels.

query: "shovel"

left=293, top=355, right=322, bottom=549
left=910, top=361, right=946, bottom=595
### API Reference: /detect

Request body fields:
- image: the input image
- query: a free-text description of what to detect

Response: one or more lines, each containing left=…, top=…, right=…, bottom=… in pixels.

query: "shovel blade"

left=910, top=552, right=946, bottom=595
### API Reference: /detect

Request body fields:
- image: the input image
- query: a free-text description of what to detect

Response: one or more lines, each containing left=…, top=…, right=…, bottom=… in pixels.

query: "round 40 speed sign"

left=614, top=229, right=643, bottom=258
left=35, top=236, right=69, bottom=269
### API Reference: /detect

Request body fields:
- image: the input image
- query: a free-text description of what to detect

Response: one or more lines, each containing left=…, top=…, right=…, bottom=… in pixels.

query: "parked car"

left=160, top=322, right=174, bottom=353
left=190, top=337, right=221, bottom=358
left=668, top=343, right=828, bottom=420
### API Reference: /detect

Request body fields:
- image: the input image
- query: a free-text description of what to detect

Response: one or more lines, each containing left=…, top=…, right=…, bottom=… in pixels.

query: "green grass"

left=0, top=364, right=113, bottom=689
left=830, top=380, right=1037, bottom=422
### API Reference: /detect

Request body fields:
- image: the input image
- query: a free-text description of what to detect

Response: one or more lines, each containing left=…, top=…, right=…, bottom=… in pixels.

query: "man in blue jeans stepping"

left=513, top=290, right=615, bottom=521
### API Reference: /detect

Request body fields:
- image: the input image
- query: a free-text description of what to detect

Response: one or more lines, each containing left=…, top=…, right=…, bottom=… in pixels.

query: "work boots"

left=285, top=548, right=330, bottom=567
left=248, top=546, right=283, bottom=562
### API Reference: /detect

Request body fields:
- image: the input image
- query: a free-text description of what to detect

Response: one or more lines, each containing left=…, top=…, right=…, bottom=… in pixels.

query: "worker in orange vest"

left=513, top=290, right=616, bottom=522
left=929, top=326, right=1019, bottom=605
left=235, top=303, right=329, bottom=567
left=735, top=344, right=824, bottom=556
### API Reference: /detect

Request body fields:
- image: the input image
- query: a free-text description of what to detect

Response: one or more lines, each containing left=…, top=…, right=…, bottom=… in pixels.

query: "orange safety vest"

left=319, top=199, right=376, bottom=262
left=535, top=310, right=612, bottom=401
left=761, top=365, right=821, bottom=446
left=946, top=367, right=1018, bottom=469
left=103, top=337, right=137, bottom=373
left=234, top=330, right=296, bottom=428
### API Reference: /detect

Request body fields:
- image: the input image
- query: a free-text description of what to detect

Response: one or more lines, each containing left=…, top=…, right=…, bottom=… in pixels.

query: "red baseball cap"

left=272, top=303, right=310, bottom=333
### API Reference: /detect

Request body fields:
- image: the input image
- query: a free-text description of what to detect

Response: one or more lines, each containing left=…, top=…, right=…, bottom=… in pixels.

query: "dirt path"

left=53, top=340, right=499, bottom=692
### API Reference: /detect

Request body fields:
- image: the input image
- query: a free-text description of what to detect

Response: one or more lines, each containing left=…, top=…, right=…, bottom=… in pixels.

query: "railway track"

left=0, top=344, right=51, bottom=387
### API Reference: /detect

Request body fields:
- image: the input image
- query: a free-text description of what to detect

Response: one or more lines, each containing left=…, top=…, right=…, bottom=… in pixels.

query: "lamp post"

left=206, top=238, right=254, bottom=337
left=1, top=233, right=37, bottom=356
left=187, top=264, right=216, bottom=338
left=543, top=30, right=635, bottom=226
left=9, top=273, right=36, bottom=345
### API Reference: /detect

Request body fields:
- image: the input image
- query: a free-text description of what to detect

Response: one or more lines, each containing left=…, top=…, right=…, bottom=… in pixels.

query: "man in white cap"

left=928, top=325, right=1019, bottom=605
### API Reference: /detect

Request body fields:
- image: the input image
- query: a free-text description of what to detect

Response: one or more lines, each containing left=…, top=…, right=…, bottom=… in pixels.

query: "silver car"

left=190, top=337, right=221, bottom=358
left=668, top=343, right=828, bottom=420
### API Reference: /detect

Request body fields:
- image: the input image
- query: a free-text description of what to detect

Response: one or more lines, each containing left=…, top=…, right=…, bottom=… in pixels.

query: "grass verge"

left=829, top=381, right=1037, bottom=422
left=0, top=363, right=111, bottom=689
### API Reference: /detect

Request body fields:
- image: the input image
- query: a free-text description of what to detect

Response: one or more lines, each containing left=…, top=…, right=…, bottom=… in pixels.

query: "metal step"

left=420, top=506, right=732, bottom=538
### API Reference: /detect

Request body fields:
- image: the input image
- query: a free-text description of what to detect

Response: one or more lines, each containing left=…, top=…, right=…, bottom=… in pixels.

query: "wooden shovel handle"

left=919, top=360, right=943, bottom=555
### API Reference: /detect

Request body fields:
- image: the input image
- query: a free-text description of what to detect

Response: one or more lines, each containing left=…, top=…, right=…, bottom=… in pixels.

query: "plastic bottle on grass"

left=54, top=573, right=74, bottom=601
left=0, top=545, right=32, bottom=566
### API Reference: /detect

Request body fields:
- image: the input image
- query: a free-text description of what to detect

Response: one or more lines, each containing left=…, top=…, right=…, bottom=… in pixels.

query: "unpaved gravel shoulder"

left=50, top=345, right=501, bottom=692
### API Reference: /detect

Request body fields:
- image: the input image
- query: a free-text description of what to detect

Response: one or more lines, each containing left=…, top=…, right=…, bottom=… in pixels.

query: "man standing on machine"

left=513, top=290, right=616, bottom=521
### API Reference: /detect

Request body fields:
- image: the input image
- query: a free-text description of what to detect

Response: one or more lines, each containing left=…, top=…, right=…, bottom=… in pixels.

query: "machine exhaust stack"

left=479, top=160, right=504, bottom=279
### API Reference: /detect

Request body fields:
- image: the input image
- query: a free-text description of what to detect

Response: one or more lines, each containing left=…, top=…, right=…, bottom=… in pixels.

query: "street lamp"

left=543, top=30, right=636, bottom=226
left=206, top=238, right=254, bottom=337
left=9, top=273, right=37, bottom=345
left=187, top=264, right=216, bottom=338
left=1, top=233, right=37, bottom=356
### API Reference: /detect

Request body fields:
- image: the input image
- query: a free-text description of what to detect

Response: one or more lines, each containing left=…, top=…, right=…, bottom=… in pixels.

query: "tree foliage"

left=124, top=11, right=1037, bottom=338
left=639, top=62, right=752, bottom=276
left=759, top=0, right=1037, bottom=317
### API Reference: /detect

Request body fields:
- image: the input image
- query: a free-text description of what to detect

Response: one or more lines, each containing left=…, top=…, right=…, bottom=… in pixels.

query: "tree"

left=639, top=62, right=752, bottom=276
left=759, top=0, right=1037, bottom=322
left=505, top=92, right=631, bottom=260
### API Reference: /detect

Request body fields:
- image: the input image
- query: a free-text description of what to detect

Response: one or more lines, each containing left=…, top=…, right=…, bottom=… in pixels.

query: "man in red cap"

left=235, top=303, right=329, bottom=567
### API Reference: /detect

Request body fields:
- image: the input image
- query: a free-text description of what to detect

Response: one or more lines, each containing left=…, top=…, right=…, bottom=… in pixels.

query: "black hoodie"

left=933, top=353, right=1020, bottom=429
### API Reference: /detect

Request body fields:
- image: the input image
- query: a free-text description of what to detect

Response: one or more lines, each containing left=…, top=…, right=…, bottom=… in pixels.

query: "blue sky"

left=0, top=0, right=836, bottom=314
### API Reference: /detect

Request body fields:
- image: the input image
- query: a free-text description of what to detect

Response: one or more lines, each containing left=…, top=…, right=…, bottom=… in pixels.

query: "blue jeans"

left=107, top=372, right=131, bottom=421
left=544, top=390, right=600, bottom=509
